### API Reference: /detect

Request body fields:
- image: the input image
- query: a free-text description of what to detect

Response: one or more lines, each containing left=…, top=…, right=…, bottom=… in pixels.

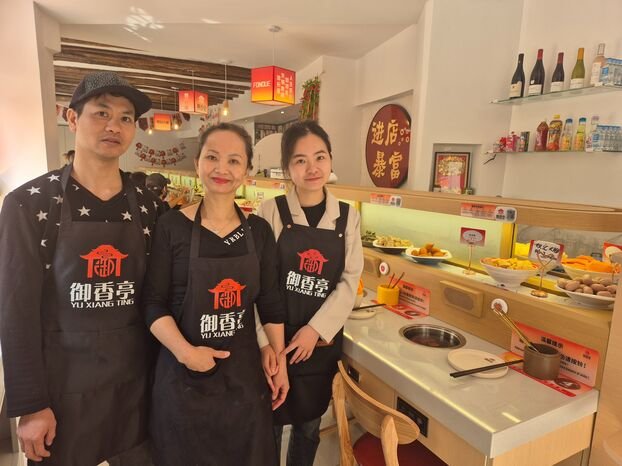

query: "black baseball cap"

left=146, top=173, right=170, bottom=195
left=69, top=71, right=152, bottom=118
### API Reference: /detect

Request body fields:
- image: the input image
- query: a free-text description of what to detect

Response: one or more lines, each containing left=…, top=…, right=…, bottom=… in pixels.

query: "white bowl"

left=562, top=264, right=619, bottom=283
left=555, top=285, right=615, bottom=309
left=372, top=239, right=410, bottom=255
left=404, top=247, right=452, bottom=265
left=481, top=259, right=539, bottom=289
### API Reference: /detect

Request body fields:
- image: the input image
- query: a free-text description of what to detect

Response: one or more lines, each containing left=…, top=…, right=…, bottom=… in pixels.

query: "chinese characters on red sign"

left=365, top=105, right=411, bottom=188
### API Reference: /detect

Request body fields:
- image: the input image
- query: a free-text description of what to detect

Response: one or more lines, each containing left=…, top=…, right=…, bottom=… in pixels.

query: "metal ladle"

left=491, top=299, right=540, bottom=353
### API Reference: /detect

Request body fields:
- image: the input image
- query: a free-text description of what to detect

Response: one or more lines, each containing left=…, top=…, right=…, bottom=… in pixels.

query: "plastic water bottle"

left=591, top=125, right=604, bottom=152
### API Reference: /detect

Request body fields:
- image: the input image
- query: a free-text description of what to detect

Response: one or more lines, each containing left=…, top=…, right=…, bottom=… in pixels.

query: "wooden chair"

left=333, top=361, right=446, bottom=466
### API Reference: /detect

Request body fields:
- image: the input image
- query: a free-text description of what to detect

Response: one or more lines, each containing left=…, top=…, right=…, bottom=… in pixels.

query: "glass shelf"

left=491, top=85, right=622, bottom=105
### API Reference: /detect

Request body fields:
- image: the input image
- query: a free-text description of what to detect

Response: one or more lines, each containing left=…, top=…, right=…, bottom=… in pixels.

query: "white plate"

left=447, top=349, right=509, bottom=379
left=348, top=308, right=378, bottom=320
left=372, top=239, right=410, bottom=254
left=555, top=285, right=615, bottom=309
left=404, top=247, right=452, bottom=265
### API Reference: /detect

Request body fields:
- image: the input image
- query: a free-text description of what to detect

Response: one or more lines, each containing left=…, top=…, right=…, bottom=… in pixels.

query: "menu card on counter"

left=460, top=227, right=486, bottom=246
left=460, top=203, right=517, bottom=223
left=511, top=322, right=599, bottom=387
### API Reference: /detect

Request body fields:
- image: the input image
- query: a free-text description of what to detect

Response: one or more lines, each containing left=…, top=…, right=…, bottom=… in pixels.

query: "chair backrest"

left=333, top=361, right=421, bottom=466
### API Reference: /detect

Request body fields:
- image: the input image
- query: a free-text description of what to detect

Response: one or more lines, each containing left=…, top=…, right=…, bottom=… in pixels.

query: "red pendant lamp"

left=251, top=26, right=295, bottom=106
left=178, top=70, right=208, bottom=114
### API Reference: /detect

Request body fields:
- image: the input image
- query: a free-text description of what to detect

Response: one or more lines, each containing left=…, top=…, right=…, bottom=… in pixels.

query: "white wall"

left=0, top=2, right=59, bottom=199
left=411, top=0, right=523, bottom=195
left=355, top=25, right=417, bottom=106
left=503, top=0, right=622, bottom=207
left=318, top=56, right=361, bottom=185
left=254, top=133, right=282, bottom=172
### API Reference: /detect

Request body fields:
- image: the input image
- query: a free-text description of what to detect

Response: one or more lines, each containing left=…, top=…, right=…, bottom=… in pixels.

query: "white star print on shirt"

left=27, top=186, right=40, bottom=195
left=72, top=184, right=80, bottom=191
left=143, top=227, right=151, bottom=236
left=78, top=206, right=90, bottom=216
left=36, top=210, right=48, bottom=222
left=47, top=174, right=60, bottom=182
left=140, top=205, right=148, bottom=214
left=153, top=201, right=158, bottom=209
left=52, top=195, right=63, bottom=204
left=122, top=211, right=132, bottom=221
left=41, top=239, right=47, bottom=247
left=135, top=186, right=143, bottom=194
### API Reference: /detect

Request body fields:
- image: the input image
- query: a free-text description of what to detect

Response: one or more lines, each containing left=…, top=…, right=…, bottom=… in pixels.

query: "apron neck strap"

left=275, top=195, right=294, bottom=228
left=191, top=200, right=256, bottom=259
left=335, top=202, right=349, bottom=236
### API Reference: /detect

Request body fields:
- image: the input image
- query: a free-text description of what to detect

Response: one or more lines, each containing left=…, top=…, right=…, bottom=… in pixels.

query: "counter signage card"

left=528, top=240, right=564, bottom=265
left=460, top=227, right=486, bottom=246
left=396, top=280, right=430, bottom=315
left=460, top=203, right=517, bottom=223
left=369, top=193, right=402, bottom=208
left=511, top=322, right=599, bottom=388
left=603, top=242, right=622, bottom=263
left=255, top=191, right=265, bottom=201
left=244, top=179, right=257, bottom=186
left=460, top=203, right=496, bottom=220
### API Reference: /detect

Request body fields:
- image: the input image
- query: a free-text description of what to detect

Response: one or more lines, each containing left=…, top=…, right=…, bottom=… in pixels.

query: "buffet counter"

left=343, top=299, right=598, bottom=466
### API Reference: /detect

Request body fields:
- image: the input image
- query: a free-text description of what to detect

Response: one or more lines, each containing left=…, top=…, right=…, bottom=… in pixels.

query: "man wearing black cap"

left=0, top=72, right=159, bottom=465
left=145, top=173, right=189, bottom=211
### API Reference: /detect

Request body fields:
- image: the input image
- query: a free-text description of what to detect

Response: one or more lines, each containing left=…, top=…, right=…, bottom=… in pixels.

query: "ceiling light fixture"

left=251, top=25, right=296, bottom=106
left=153, top=96, right=172, bottom=131
left=178, top=70, right=208, bottom=114
left=222, top=60, right=231, bottom=117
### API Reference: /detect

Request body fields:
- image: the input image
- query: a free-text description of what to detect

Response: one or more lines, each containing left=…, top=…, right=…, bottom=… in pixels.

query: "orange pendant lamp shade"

left=178, top=90, right=208, bottom=114
left=153, top=113, right=172, bottom=131
left=251, top=66, right=295, bottom=106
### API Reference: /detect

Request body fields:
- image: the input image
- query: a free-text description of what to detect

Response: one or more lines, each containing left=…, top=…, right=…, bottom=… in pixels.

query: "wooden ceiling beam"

left=54, top=66, right=250, bottom=92
left=55, top=44, right=251, bottom=82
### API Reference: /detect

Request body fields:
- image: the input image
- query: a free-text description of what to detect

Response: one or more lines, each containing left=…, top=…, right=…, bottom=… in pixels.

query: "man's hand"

left=271, top=355, right=289, bottom=411
left=284, top=325, right=320, bottom=364
left=18, top=407, right=56, bottom=462
left=178, top=345, right=230, bottom=372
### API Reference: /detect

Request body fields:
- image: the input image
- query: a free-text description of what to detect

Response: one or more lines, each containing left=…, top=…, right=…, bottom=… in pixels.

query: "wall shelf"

left=491, top=85, right=622, bottom=105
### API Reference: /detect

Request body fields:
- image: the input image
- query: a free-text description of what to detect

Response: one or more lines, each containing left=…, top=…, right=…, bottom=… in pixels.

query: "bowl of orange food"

left=481, top=257, right=539, bottom=289
left=562, top=256, right=619, bottom=282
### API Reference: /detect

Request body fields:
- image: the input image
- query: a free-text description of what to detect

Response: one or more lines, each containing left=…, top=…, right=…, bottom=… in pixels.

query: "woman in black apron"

left=257, top=121, right=364, bottom=466
left=142, top=123, right=288, bottom=466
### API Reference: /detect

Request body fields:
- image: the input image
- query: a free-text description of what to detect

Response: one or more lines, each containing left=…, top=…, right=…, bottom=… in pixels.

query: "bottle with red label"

left=535, top=119, right=549, bottom=151
left=547, top=114, right=563, bottom=151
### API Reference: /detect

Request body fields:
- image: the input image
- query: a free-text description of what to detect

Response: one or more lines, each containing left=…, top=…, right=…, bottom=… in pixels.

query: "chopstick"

left=387, top=273, right=395, bottom=288
left=352, top=303, right=385, bottom=311
left=450, top=359, right=524, bottom=378
left=390, top=272, right=405, bottom=288
left=491, top=307, right=540, bottom=353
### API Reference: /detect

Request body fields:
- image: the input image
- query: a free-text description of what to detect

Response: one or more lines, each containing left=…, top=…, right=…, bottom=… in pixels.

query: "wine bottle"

left=570, top=47, right=585, bottom=89
left=550, top=52, right=565, bottom=92
left=528, top=49, right=545, bottom=96
left=590, top=43, right=606, bottom=86
left=509, top=53, right=525, bottom=98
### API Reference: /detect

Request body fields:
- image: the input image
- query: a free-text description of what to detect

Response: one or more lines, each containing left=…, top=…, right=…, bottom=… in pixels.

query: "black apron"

left=37, top=167, right=150, bottom=466
left=150, top=203, right=277, bottom=466
left=273, top=195, right=348, bottom=426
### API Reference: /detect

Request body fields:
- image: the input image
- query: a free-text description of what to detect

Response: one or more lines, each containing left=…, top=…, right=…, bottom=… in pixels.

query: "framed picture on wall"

left=431, top=152, right=471, bottom=194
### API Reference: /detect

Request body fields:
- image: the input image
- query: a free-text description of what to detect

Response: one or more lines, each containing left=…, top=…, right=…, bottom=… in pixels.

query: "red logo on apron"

left=209, top=278, right=247, bottom=310
left=80, top=245, right=128, bottom=278
left=297, top=249, right=329, bottom=274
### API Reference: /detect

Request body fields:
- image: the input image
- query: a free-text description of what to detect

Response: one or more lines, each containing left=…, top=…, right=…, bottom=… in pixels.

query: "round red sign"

left=365, top=104, right=411, bottom=188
